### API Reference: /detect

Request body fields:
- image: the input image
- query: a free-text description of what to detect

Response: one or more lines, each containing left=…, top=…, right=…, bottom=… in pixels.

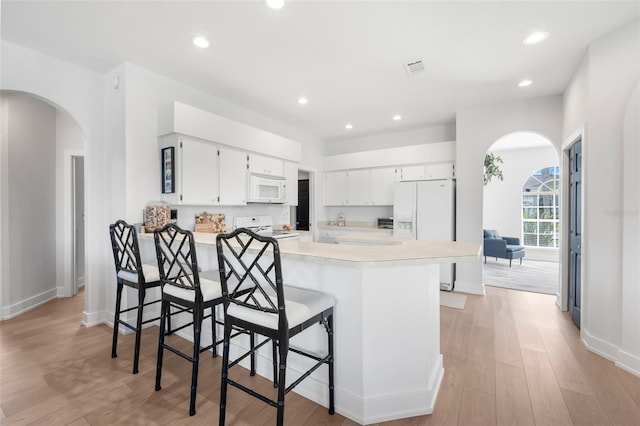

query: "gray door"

left=569, top=140, right=582, bottom=328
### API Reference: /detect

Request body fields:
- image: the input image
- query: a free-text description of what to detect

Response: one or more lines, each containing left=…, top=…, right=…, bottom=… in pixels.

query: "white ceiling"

left=2, top=1, right=638, bottom=142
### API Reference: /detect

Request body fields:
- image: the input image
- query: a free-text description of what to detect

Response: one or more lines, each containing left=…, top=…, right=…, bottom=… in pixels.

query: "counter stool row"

left=108, top=220, right=335, bottom=425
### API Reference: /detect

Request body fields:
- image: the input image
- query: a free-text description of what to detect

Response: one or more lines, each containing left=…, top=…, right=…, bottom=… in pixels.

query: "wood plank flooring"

left=1, top=286, right=639, bottom=425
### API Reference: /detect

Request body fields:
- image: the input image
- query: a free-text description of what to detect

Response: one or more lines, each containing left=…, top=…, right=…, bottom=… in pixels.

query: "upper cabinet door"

left=425, top=163, right=455, bottom=179
left=284, top=161, right=298, bottom=206
left=248, top=153, right=285, bottom=177
left=325, top=171, right=348, bottom=206
left=370, top=167, right=396, bottom=205
left=180, top=137, right=219, bottom=205
left=399, top=165, right=426, bottom=181
left=347, top=169, right=370, bottom=206
left=218, top=147, right=248, bottom=205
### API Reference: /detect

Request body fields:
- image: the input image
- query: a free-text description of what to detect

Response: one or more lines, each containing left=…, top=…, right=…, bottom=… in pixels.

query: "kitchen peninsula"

left=137, top=233, right=480, bottom=424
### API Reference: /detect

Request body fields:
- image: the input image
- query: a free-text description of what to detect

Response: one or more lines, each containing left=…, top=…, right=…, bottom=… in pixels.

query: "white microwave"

left=247, top=174, right=286, bottom=203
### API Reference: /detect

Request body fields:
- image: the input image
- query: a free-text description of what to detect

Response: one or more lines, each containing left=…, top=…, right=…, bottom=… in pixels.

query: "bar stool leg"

left=111, top=280, right=124, bottom=358
left=211, top=305, right=217, bottom=358
left=219, top=322, right=232, bottom=426
left=155, top=300, right=168, bottom=392
left=272, top=339, right=278, bottom=387
left=132, top=287, right=146, bottom=374
left=189, top=308, right=203, bottom=416
left=328, top=314, right=335, bottom=415
left=276, top=338, right=288, bottom=426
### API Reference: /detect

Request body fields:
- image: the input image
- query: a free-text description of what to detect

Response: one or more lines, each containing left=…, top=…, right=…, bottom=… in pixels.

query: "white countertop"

left=139, top=231, right=480, bottom=267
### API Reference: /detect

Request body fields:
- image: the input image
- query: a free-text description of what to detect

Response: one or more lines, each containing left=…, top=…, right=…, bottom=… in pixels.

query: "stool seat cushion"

left=117, top=264, right=160, bottom=284
left=163, top=278, right=221, bottom=302
left=227, top=285, right=335, bottom=331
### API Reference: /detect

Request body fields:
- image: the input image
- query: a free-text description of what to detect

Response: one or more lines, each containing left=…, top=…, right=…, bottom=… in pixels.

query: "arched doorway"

left=0, top=90, right=85, bottom=319
left=482, top=131, right=560, bottom=294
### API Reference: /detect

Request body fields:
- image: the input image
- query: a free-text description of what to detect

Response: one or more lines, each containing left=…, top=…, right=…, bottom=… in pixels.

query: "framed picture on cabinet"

left=161, top=147, right=175, bottom=194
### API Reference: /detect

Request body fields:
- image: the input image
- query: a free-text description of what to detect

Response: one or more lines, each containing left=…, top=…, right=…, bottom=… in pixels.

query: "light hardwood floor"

left=1, top=286, right=639, bottom=425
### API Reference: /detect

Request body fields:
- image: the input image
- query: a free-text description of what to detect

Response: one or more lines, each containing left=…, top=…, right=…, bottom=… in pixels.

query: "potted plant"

left=484, top=152, right=504, bottom=185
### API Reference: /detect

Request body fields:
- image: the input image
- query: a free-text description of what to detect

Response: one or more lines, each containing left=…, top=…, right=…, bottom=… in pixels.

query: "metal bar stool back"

left=109, top=219, right=167, bottom=374
left=216, top=228, right=335, bottom=426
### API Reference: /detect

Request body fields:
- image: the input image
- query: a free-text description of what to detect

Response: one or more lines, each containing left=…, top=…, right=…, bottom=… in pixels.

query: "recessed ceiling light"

left=345, top=123, right=353, bottom=130
left=265, top=0, right=285, bottom=10
left=393, top=115, right=402, bottom=121
left=518, top=79, right=533, bottom=87
left=298, top=97, right=308, bottom=105
left=522, top=31, right=549, bottom=46
left=192, top=36, right=210, bottom=49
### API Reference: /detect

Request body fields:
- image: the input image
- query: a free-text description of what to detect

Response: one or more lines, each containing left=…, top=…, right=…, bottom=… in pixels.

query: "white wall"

left=562, top=19, right=640, bottom=374
left=483, top=140, right=559, bottom=249
left=455, top=96, right=563, bottom=295
left=2, top=93, right=57, bottom=317
left=326, top=123, right=455, bottom=155
left=1, top=41, right=106, bottom=325
left=621, top=83, right=640, bottom=374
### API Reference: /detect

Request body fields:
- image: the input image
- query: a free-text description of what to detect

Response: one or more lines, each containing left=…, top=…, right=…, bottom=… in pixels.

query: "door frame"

left=560, top=132, right=585, bottom=316
left=63, top=150, right=85, bottom=297
left=297, top=164, right=315, bottom=239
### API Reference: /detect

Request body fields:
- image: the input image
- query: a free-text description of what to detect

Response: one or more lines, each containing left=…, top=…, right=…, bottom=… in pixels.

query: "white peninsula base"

left=137, top=234, right=479, bottom=425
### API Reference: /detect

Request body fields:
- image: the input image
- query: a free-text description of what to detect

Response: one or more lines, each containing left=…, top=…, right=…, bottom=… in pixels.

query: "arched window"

left=522, top=166, right=560, bottom=248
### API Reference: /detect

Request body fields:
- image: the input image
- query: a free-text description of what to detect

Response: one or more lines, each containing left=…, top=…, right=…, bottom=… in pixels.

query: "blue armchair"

left=483, top=229, right=525, bottom=267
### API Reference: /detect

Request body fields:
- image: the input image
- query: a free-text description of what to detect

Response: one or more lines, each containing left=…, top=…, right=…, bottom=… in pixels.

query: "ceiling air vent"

left=404, top=59, right=425, bottom=76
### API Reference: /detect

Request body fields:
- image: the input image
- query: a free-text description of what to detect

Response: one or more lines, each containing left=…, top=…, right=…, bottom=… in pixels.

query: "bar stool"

left=216, top=228, right=335, bottom=426
left=109, top=219, right=169, bottom=374
left=153, top=223, right=255, bottom=416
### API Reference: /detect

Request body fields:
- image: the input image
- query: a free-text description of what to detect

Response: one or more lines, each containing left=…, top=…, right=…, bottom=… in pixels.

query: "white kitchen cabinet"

left=398, top=165, right=426, bottom=181
left=218, top=146, right=248, bottom=205
left=325, top=171, right=348, bottom=206
left=325, top=168, right=396, bottom=206
left=425, top=162, right=455, bottom=179
left=284, top=161, right=298, bottom=206
left=180, top=137, right=220, bottom=205
left=248, top=153, right=285, bottom=177
left=370, top=167, right=396, bottom=205
left=398, top=163, right=454, bottom=181
left=159, top=136, right=250, bottom=206
left=347, top=169, right=371, bottom=206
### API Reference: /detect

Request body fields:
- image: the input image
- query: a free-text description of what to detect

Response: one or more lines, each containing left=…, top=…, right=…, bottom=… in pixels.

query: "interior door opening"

left=72, top=155, right=85, bottom=295
left=296, top=170, right=311, bottom=231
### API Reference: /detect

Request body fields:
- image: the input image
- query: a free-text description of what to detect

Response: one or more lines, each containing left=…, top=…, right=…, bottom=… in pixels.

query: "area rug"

left=483, top=259, right=559, bottom=295
left=440, top=291, right=467, bottom=310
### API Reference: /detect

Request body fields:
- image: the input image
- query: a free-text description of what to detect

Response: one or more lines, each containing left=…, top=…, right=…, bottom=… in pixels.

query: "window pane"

left=523, top=177, right=543, bottom=192
left=523, top=195, right=537, bottom=206
left=539, top=234, right=554, bottom=247
left=539, top=194, right=554, bottom=206
left=523, top=207, right=537, bottom=219
left=523, top=234, right=538, bottom=246
left=540, top=222, right=554, bottom=234
left=523, top=221, right=537, bottom=233
left=540, top=208, right=554, bottom=219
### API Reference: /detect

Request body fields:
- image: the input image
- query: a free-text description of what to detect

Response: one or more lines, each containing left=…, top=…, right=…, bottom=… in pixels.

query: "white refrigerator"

left=393, top=179, right=456, bottom=291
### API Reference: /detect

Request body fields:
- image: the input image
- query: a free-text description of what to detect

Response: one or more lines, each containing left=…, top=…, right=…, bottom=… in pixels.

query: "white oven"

left=247, top=174, right=286, bottom=204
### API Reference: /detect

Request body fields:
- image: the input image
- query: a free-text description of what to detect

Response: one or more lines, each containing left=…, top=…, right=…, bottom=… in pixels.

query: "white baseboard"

left=582, top=328, right=619, bottom=362
left=1, top=288, right=57, bottom=320
left=616, top=349, right=640, bottom=378
left=82, top=309, right=105, bottom=327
